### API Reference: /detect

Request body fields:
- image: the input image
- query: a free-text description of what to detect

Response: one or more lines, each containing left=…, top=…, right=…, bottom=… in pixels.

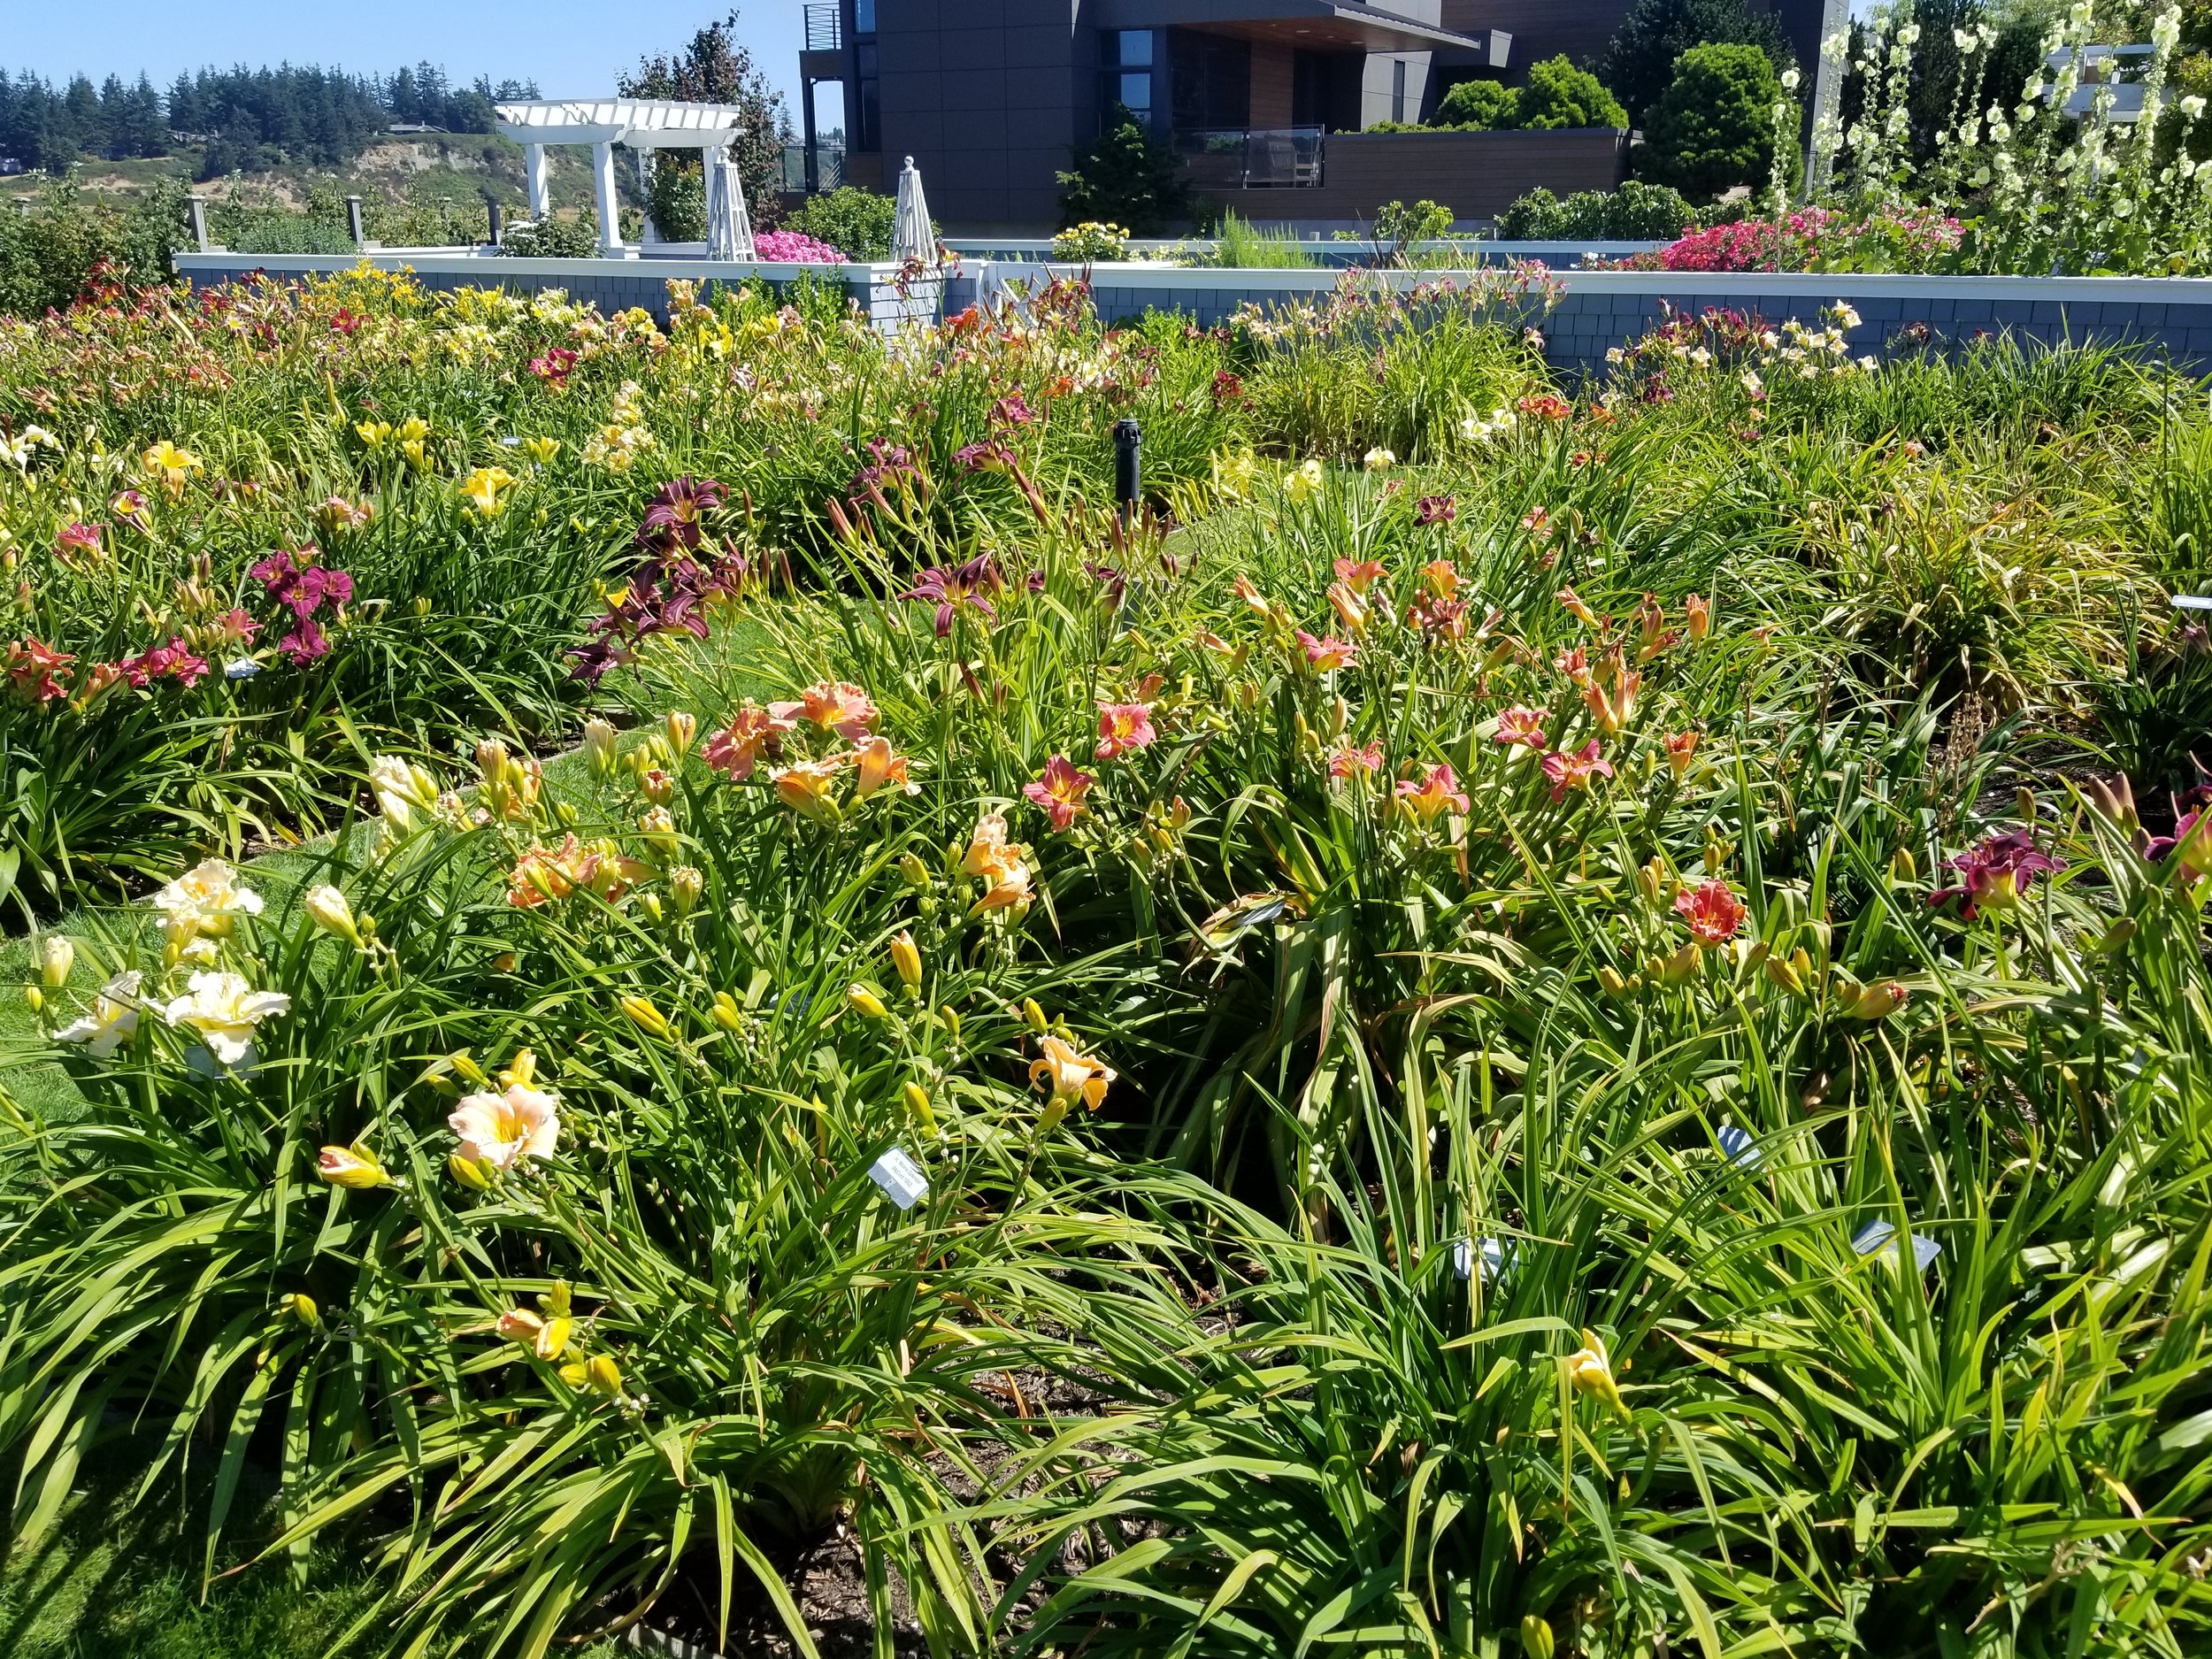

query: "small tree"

left=1056, top=111, right=1191, bottom=234
left=786, top=186, right=899, bottom=260
left=1433, top=80, right=1519, bottom=130
left=1517, top=57, right=1630, bottom=130
left=619, top=9, right=790, bottom=234
left=1640, top=43, right=1792, bottom=202
left=1597, top=0, right=1795, bottom=128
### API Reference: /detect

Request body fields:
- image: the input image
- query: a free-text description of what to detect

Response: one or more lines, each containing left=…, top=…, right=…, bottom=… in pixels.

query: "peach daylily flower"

left=449, top=1080, right=562, bottom=1171
left=1663, top=731, right=1701, bottom=775
left=1296, top=630, right=1358, bottom=671
left=1327, top=740, right=1385, bottom=781
left=772, top=757, right=847, bottom=821
left=961, top=811, right=1033, bottom=911
left=770, top=680, right=878, bottom=741
left=702, top=705, right=781, bottom=780
left=852, top=736, right=918, bottom=799
left=1030, top=1033, right=1114, bottom=1119
left=1325, top=581, right=1368, bottom=635
left=1333, top=557, right=1386, bottom=594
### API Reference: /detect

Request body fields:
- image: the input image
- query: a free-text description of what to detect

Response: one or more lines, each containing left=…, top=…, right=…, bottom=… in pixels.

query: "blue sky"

left=6, top=3, right=820, bottom=124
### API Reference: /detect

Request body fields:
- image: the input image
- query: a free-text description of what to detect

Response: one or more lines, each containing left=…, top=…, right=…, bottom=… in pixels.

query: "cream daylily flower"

left=56, top=971, right=144, bottom=1058
left=163, top=970, right=291, bottom=1064
left=369, top=755, right=440, bottom=830
left=1563, top=1328, right=1631, bottom=1421
left=1029, top=1033, right=1115, bottom=1120
left=150, top=858, right=264, bottom=944
left=449, top=1081, right=562, bottom=1171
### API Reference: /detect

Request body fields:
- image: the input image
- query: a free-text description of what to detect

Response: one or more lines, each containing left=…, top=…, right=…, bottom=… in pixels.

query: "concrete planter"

left=172, top=252, right=2212, bottom=373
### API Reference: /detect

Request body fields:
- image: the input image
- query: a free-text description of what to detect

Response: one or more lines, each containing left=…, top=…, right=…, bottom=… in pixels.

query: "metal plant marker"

left=867, top=1147, right=928, bottom=1210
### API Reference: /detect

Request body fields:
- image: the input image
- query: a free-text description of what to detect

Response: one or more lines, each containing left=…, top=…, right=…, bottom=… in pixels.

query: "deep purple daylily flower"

left=1930, top=829, right=2066, bottom=920
left=1417, top=495, right=1457, bottom=526
left=636, top=476, right=727, bottom=553
left=2147, top=810, right=2211, bottom=880
left=899, top=554, right=1002, bottom=636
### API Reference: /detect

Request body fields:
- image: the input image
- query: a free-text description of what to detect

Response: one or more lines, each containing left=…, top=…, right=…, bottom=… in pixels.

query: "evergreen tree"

left=1056, top=110, right=1191, bottom=234
left=1639, top=42, right=1793, bottom=201
left=1598, top=0, right=1794, bottom=128
left=1517, top=57, right=1629, bottom=129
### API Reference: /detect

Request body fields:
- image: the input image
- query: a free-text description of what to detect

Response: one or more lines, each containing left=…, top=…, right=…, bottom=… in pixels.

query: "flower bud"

left=585, top=1354, right=623, bottom=1396
left=449, top=1153, right=493, bottom=1190
left=1521, top=1616, right=1555, bottom=1659
left=1023, top=997, right=1048, bottom=1034
left=303, top=884, right=360, bottom=945
left=317, top=1141, right=391, bottom=1189
left=902, top=1079, right=936, bottom=1130
left=583, top=717, right=618, bottom=779
left=847, top=984, right=888, bottom=1019
left=618, top=995, right=672, bottom=1039
left=898, top=852, right=931, bottom=888
left=664, top=710, right=697, bottom=754
left=939, top=1004, right=963, bottom=1039
left=1596, top=964, right=1634, bottom=996
left=284, top=1292, right=319, bottom=1328
left=38, top=934, right=73, bottom=989
left=669, top=864, right=703, bottom=914
left=23, top=986, right=41, bottom=1014
left=712, top=990, right=744, bottom=1032
left=889, top=930, right=922, bottom=992
left=640, top=768, right=675, bottom=807
left=475, top=738, right=511, bottom=786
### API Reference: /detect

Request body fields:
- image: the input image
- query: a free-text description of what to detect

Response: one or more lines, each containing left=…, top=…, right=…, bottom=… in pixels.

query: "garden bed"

left=4, top=263, right=2212, bottom=1659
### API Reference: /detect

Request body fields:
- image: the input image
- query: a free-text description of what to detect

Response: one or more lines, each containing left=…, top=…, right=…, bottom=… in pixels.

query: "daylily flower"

left=1674, top=880, right=1747, bottom=948
left=1296, top=630, right=1358, bottom=671
left=5, top=637, right=75, bottom=703
left=961, top=811, right=1033, bottom=911
left=701, top=705, right=782, bottom=780
left=1024, top=755, right=1094, bottom=830
left=1541, top=741, right=1614, bottom=802
left=1094, top=702, right=1157, bottom=760
left=1929, top=830, right=2065, bottom=920
left=56, top=521, right=102, bottom=563
left=142, top=440, right=202, bottom=494
left=55, top=971, right=143, bottom=1057
left=899, top=555, right=1003, bottom=636
left=151, top=857, right=264, bottom=945
left=635, top=476, right=725, bottom=551
left=1363, top=447, right=1395, bottom=471
left=1416, top=495, right=1456, bottom=526
left=1420, top=559, right=1460, bottom=601
left=1494, top=706, right=1550, bottom=751
left=1563, top=1328, right=1631, bottom=1421
left=1663, top=731, right=1701, bottom=775
left=317, top=1142, right=391, bottom=1189
left=1325, top=581, right=1368, bottom=634
left=1556, top=587, right=1599, bottom=627
left=852, top=736, right=917, bottom=799
left=1327, top=739, right=1385, bottom=780
left=368, top=756, right=439, bottom=830
left=460, top=465, right=517, bottom=518
left=497, top=1307, right=572, bottom=1360
left=772, top=757, right=846, bottom=821
left=1395, top=763, right=1469, bottom=822
left=889, top=931, right=923, bottom=991
left=1582, top=660, right=1641, bottom=735
left=2147, top=810, right=2212, bottom=881
left=1030, top=1033, right=1114, bottom=1125
left=164, top=970, right=291, bottom=1064
left=770, top=680, right=878, bottom=741
left=1285, top=457, right=1325, bottom=502
left=449, top=1079, right=562, bottom=1171
left=303, top=885, right=360, bottom=945
left=110, top=488, right=150, bottom=530
left=506, top=835, right=649, bottom=908
left=1333, top=557, right=1386, bottom=593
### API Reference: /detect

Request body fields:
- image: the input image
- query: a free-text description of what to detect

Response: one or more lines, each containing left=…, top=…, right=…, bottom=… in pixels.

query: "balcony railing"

left=1176, top=127, right=1325, bottom=189
left=782, top=142, right=846, bottom=193
left=804, top=4, right=842, bottom=52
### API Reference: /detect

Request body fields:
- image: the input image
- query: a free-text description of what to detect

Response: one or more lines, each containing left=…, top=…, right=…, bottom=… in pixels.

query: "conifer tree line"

left=0, top=63, right=542, bottom=179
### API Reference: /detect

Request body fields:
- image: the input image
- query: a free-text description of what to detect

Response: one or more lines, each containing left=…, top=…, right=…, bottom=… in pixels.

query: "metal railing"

left=782, top=142, right=846, bottom=193
left=804, top=4, right=842, bottom=52
left=1175, top=127, right=1325, bottom=189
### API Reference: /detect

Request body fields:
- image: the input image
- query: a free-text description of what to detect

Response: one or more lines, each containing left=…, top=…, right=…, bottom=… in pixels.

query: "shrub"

left=786, top=185, right=899, bottom=260
left=1516, top=54, right=1630, bottom=129
left=1640, top=42, right=1793, bottom=200
left=1598, top=0, right=1795, bottom=126
left=1432, top=78, right=1519, bottom=130
left=498, top=214, right=601, bottom=258
left=0, top=179, right=188, bottom=317
left=1056, top=110, right=1192, bottom=234
left=1209, top=209, right=1313, bottom=267
left=751, top=228, right=847, bottom=263
left=1052, top=220, right=1131, bottom=262
left=1495, top=179, right=1696, bottom=239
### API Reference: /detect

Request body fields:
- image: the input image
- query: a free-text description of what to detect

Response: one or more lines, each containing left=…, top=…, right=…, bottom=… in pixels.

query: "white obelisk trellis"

left=706, top=151, right=756, bottom=262
left=893, top=156, right=934, bottom=264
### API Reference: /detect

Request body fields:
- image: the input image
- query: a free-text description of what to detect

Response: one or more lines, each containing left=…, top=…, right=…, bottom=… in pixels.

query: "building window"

left=1169, top=29, right=1251, bottom=133
left=853, top=0, right=875, bottom=35
left=1392, top=60, right=1407, bottom=123
left=1102, top=30, right=1155, bottom=128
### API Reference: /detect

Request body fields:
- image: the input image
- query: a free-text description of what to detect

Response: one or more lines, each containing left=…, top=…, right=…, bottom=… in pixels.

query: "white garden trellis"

left=495, top=99, right=759, bottom=258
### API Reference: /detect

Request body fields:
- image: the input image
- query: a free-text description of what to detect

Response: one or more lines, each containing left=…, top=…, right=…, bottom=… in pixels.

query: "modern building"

left=795, top=0, right=1628, bottom=234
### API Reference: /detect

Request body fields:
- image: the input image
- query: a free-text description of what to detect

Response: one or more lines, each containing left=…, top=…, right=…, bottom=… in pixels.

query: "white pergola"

left=495, top=99, right=757, bottom=257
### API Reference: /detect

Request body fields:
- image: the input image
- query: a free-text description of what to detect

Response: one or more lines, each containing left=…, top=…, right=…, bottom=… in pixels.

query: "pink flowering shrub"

left=1652, top=208, right=1963, bottom=275
left=752, top=229, right=849, bottom=264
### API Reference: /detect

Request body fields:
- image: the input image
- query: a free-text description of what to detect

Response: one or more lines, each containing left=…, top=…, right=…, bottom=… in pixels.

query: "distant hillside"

left=0, top=62, right=541, bottom=181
